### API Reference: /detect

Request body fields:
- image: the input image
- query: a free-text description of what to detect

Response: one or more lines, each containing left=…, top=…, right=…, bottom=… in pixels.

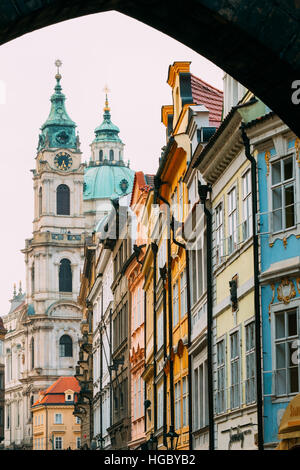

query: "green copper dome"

left=84, top=163, right=135, bottom=200
left=37, top=72, right=77, bottom=151
left=94, top=95, right=122, bottom=143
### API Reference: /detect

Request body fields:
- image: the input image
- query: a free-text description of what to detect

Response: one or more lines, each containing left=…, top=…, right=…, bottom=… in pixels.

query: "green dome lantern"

left=93, top=94, right=122, bottom=143
left=37, top=60, right=77, bottom=151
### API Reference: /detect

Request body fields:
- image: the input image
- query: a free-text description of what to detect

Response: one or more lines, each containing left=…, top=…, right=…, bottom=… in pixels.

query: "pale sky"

left=0, top=10, right=223, bottom=315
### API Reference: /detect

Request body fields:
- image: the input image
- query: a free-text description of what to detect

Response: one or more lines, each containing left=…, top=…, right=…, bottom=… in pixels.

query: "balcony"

left=257, top=201, right=300, bottom=241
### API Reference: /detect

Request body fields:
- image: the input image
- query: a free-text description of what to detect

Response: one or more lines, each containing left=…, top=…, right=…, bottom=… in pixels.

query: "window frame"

left=272, top=306, right=300, bottom=397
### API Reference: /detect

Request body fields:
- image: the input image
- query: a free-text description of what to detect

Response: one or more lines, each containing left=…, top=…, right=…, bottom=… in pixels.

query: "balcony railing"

left=257, top=201, right=299, bottom=236
left=215, top=215, right=253, bottom=264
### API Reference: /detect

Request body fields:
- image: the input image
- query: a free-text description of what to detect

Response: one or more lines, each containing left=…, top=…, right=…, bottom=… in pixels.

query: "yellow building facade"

left=32, top=377, right=81, bottom=450
left=195, top=104, right=258, bottom=449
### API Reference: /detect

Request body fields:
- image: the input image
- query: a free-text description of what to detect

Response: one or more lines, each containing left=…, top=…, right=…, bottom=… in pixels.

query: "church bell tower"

left=22, top=60, right=85, bottom=388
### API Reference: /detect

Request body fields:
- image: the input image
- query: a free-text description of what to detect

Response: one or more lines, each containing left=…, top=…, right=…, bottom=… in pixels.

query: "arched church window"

left=56, top=184, right=70, bottom=215
left=38, top=187, right=42, bottom=217
left=59, top=335, right=73, bottom=357
left=31, top=337, right=34, bottom=369
left=59, top=258, right=72, bottom=292
left=99, top=150, right=103, bottom=161
left=109, top=149, right=114, bottom=161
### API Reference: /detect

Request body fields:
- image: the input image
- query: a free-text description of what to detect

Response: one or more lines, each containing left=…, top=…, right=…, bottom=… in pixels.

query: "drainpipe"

left=160, top=265, right=167, bottom=448
left=46, top=406, right=48, bottom=450
left=154, top=176, right=175, bottom=448
left=198, top=182, right=214, bottom=451
left=151, top=242, right=158, bottom=433
left=109, top=307, right=113, bottom=432
left=170, top=216, right=193, bottom=450
left=240, top=124, right=264, bottom=451
left=100, top=287, right=103, bottom=447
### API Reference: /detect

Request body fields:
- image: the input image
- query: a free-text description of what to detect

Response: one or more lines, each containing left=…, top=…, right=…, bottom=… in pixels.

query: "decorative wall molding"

left=277, top=278, right=296, bottom=305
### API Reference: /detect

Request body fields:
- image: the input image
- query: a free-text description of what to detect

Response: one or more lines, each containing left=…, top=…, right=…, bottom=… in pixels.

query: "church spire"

left=37, top=60, right=77, bottom=151
left=94, top=87, right=122, bottom=144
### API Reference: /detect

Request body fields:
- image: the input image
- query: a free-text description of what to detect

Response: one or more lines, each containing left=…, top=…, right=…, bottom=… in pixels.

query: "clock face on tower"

left=54, top=152, right=73, bottom=171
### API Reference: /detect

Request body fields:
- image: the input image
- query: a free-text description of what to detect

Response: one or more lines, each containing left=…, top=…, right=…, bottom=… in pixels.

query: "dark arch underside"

left=1, top=0, right=300, bottom=135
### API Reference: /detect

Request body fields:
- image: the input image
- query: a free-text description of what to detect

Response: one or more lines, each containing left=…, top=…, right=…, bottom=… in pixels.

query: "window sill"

left=267, top=224, right=300, bottom=246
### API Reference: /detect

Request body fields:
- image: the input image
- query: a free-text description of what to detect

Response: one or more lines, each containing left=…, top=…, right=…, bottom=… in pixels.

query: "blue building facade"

left=247, top=114, right=300, bottom=448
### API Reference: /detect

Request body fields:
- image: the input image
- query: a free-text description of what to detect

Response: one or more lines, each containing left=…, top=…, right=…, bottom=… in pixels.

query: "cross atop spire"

left=55, top=59, right=62, bottom=80
left=103, top=85, right=110, bottom=112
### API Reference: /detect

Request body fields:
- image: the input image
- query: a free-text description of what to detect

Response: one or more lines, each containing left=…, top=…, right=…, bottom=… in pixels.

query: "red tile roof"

left=32, top=376, right=80, bottom=407
left=0, top=317, right=6, bottom=333
left=130, top=171, right=154, bottom=207
left=190, top=74, right=223, bottom=128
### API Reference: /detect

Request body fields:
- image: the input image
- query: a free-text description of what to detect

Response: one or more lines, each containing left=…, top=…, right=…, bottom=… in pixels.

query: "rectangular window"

left=274, top=309, right=299, bottom=396
left=193, top=368, right=199, bottom=430
left=197, top=248, right=203, bottom=297
left=242, top=170, right=252, bottom=240
left=175, top=381, right=181, bottom=430
left=138, top=377, right=142, bottom=418
left=77, top=437, right=81, bottom=449
left=230, top=331, right=240, bottom=409
left=191, top=250, right=197, bottom=305
left=179, top=180, right=184, bottom=222
left=54, top=413, right=62, bottom=424
left=215, top=203, right=223, bottom=264
left=228, top=188, right=237, bottom=254
left=216, top=340, right=226, bottom=413
left=245, top=322, right=256, bottom=404
left=157, top=382, right=163, bottom=429
left=182, top=376, right=188, bottom=427
left=157, top=309, right=163, bottom=350
left=133, top=379, right=137, bottom=419
left=180, top=269, right=187, bottom=317
left=173, top=280, right=179, bottom=327
left=54, top=436, right=62, bottom=450
left=271, top=156, right=295, bottom=232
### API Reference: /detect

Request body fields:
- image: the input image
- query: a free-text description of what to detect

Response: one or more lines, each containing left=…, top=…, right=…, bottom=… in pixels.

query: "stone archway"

left=1, top=0, right=300, bottom=134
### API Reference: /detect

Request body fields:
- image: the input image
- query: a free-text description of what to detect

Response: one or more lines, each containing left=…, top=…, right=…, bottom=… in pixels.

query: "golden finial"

left=103, top=84, right=110, bottom=112
left=55, top=59, right=62, bottom=81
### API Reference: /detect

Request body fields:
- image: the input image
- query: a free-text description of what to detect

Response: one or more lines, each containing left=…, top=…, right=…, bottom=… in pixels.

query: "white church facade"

left=3, top=63, right=135, bottom=449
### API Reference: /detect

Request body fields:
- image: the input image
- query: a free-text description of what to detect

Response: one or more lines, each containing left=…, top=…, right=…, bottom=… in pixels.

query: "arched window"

left=38, top=187, right=42, bottom=217
left=59, top=335, right=73, bottom=357
left=59, top=258, right=72, bottom=292
left=99, top=150, right=103, bottom=161
left=109, top=149, right=114, bottom=161
left=31, top=337, right=34, bottom=369
left=56, top=184, right=70, bottom=215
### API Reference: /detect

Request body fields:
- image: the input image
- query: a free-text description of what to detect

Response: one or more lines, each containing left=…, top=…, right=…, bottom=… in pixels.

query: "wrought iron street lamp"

left=165, top=429, right=179, bottom=450
left=147, top=433, right=158, bottom=451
